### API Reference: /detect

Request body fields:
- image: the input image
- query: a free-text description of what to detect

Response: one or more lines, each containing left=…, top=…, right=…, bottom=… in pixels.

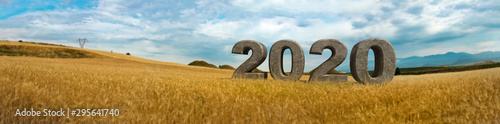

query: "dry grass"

left=0, top=41, right=499, bottom=123
left=0, top=45, right=103, bottom=58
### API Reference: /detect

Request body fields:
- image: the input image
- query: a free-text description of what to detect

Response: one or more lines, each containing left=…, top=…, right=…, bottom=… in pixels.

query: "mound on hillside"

left=0, top=44, right=102, bottom=58
left=188, top=60, right=217, bottom=68
left=219, top=65, right=235, bottom=70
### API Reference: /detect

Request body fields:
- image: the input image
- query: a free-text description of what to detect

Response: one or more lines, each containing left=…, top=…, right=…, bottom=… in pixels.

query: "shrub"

left=219, top=65, right=235, bottom=70
left=18, top=40, right=23, bottom=42
left=126, top=53, right=130, bottom=55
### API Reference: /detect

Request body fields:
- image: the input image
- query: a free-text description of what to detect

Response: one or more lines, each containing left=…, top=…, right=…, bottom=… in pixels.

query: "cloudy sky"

left=0, top=0, right=499, bottom=72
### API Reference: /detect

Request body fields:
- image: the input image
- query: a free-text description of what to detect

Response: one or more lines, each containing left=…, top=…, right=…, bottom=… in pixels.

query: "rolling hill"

left=0, top=41, right=498, bottom=123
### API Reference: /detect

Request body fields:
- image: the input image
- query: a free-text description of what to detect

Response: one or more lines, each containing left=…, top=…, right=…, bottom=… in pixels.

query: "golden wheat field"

left=0, top=41, right=499, bottom=123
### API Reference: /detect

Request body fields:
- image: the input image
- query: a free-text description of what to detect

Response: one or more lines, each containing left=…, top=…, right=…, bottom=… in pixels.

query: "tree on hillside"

left=395, top=67, right=401, bottom=75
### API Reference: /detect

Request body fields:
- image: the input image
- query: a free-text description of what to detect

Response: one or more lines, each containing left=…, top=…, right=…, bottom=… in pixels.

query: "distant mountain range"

left=396, top=51, right=500, bottom=67
left=337, top=51, right=500, bottom=72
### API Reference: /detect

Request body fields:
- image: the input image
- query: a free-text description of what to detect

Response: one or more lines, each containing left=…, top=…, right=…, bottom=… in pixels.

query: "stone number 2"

left=309, top=39, right=348, bottom=82
left=232, top=38, right=396, bottom=84
left=231, top=40, right=268, bottom=79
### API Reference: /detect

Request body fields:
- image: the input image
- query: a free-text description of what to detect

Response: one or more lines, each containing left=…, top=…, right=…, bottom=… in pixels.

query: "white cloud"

left=0, top=0, right=499, bottom=71
left=230, top=0, right=381, bottom=16
left=0, top=28, right=25, bottom=38
left=180, top=8, right=196, bottom=18
left=476, top=41, right=496, bottom=47
left=195, top=20, right=244, bottom=40
left=223, top=45, right=233, bottom=55
left=159, top=20, right=191, bottom=29
left=194, top=16, right=357, bottom=45
left=96, top=0, right=126, bottom=13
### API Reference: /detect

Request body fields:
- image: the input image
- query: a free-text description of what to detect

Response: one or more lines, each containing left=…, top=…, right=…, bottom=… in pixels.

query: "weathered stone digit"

left=309, top=39, right=348, bottom=82
left=269, top=39, right=304, bottom=81
left=350, top=38, right=396, bottom=84
left=232, top=40, right=268, bottom=79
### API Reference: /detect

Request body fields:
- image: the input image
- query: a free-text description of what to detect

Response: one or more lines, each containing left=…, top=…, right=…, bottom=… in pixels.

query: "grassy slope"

left=0, top=41, right=499, bottom=123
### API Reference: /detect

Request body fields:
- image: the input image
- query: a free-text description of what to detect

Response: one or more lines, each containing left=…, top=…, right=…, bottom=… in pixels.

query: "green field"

left=396, top=62, right=500, bottom=75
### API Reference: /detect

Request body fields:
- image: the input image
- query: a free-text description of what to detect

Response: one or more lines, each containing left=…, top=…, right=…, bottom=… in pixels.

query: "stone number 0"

left=232, top=38, right=396, bottom=84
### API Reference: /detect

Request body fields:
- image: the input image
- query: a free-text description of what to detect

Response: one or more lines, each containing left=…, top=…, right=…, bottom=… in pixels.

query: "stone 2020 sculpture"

left=350, top=38, right=396, bottom=84
left=231, top=40, right=268, bottom=79
left=269, top=40, right=305, bottom=81
left=309, top=39, right=348, bottom=82
left=232, top=38, right=396, bottom=84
